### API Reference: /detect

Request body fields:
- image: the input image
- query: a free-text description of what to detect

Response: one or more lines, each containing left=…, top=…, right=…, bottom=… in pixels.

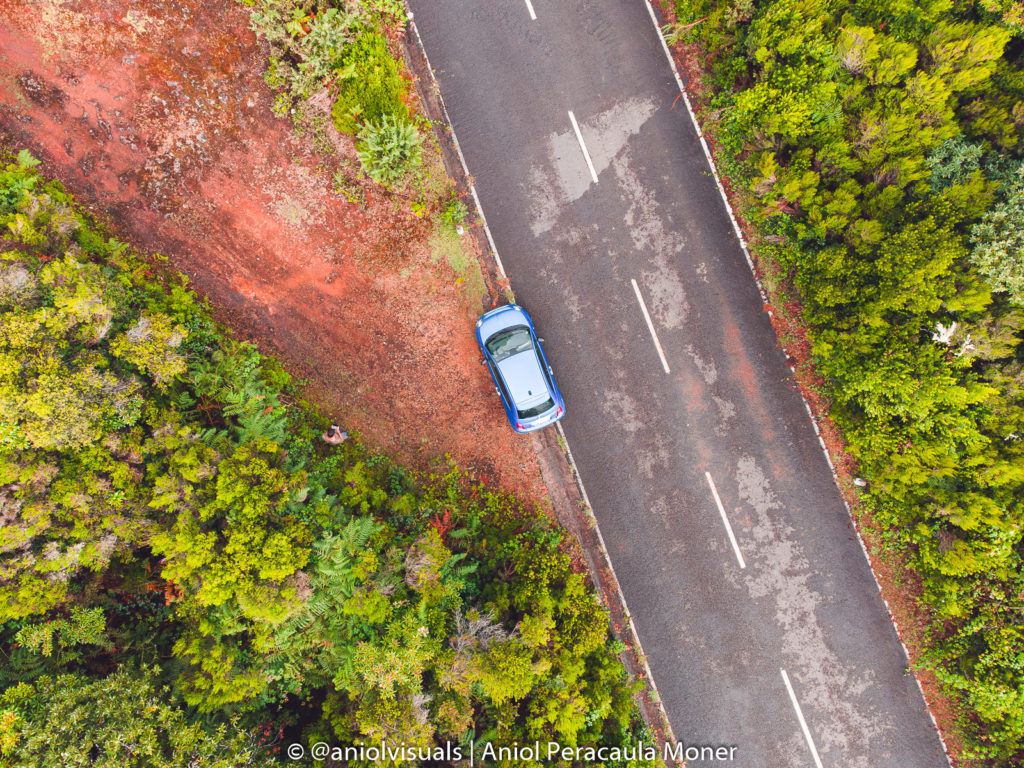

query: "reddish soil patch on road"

left=0, top=0, right=545, bottom=501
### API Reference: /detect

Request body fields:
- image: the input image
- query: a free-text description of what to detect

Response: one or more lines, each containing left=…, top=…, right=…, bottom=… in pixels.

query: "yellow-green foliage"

left=331, top=32, right=410, bottom=135
left=0, top=157, right=656, bottom=763
left=150, top=438, right=313, bottom=621
left=172, top=632, right=268, bottom=710
left=15, top=607, right=106, bottom=658
left=0, top=159, right=189, bottom=621
left=472, top=640, right=536, bottom=705
left=0, top=668, right=273, bottom=766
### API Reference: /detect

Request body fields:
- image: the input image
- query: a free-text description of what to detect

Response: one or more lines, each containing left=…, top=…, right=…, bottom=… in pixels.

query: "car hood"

left=497, top=350, right=550, bottom=410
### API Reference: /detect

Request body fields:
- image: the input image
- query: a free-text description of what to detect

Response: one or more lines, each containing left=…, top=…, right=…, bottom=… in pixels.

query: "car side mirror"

left=537, top=337, right=545, bottom=343
left=480, top=359, right=487, bottom=365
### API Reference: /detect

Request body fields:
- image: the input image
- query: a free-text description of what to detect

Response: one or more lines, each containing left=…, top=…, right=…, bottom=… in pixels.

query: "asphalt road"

left=406, top=2, right=949, bottom=766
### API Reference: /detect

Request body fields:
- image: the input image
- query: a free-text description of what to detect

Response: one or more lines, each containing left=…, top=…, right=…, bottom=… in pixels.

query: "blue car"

left=475, top=304, right=565, bottom=433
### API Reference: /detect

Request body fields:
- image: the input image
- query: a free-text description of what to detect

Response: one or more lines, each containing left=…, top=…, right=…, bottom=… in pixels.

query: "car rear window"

left=517, top=397, right=554, bottom=419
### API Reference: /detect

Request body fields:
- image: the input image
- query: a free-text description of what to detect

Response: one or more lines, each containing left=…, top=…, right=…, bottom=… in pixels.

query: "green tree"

left=110, top=313, right=188, bottom=387
left=0, top=254, right=147, bottom=452
left=0, top=667, right=273, bottom=767
left=268, top=517, right=393, bottom=683
left=150, top=438, right=313, bottom=624
left=971, top=165, right=1024, bottom=305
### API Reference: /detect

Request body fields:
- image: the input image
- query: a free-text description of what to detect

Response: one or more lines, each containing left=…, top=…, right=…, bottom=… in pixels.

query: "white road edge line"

left=470, top=185, right=507, bottom=278
left=524, top=0, right=537, bottom=20
left=407, top=13, right=508, bottom=281
left=781, top=669, right=825, bottom=768
left=640, top=3, right=955, bottom=764
left=640, top=0, right=753, bottom=271
left=568, top=110, right=599, bottom=184
left=630, top=278, right=671, bottom=374
left=704, top=471, right=746, bottom=569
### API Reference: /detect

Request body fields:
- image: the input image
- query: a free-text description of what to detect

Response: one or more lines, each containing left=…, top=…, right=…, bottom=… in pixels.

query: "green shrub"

left=971, top=164, right=1024, bottom=305
left=247, top=2, right=363, bottom=115
left=355, top=115, right=423, bottom=186
left=331, top=32, right=409, bottom=135
left=440, top=194, right=469, bottom=228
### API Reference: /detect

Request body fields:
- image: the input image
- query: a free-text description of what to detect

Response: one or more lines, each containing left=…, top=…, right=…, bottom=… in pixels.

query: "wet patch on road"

left=526, top=96, right=656, bottom=235
left=735, top=455, right=886, bottom=767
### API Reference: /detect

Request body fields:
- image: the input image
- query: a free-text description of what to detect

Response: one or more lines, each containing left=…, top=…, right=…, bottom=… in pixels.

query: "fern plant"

left=268, top=517, right=385, bottom=689
left=355, top=116, right=423, bottom=187
left=187, top=338, right=289, bottom=444
left=0, top=151, right=40, bottom=213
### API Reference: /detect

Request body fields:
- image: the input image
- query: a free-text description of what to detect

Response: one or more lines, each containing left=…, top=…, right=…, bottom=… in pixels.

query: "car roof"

left=497, top=348, right=550, bottom=410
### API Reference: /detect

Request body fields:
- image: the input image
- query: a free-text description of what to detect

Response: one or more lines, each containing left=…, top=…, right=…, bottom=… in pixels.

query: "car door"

left=485, top=357, right=517, bottom=424
left=533, top=332, right=557, bottom=392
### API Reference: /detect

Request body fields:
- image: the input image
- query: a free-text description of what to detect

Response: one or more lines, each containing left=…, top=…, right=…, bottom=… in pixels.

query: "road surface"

left=406, top=2, right=949, bottom=766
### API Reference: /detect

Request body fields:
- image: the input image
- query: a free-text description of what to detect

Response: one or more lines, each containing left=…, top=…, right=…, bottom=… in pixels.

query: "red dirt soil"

left=0, top=0, right=546, bottom=502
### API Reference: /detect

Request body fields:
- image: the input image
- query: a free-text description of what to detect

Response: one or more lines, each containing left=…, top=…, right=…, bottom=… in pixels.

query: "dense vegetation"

left=247, top=0, right=425, bottom=187
left=671, top=0, right=1024, bottom=762
left=0, top=153, right=654, bottom=765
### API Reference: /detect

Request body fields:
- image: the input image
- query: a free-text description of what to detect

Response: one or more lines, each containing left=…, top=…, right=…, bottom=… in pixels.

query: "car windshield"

left=518, top=397, right=555, bottom=419
left=485, top=326, right=533, bottom=363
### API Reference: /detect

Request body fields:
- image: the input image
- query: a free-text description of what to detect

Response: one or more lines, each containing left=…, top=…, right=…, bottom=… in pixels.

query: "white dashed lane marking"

left=524, top=0, right=537, bottom=20
left=704, top=471, right=746, bottom=569
left=568, top=110, right=599, bottom=184
left=781, top=669, right=825, bottom=768
left=630, top=278, right=671, bottom=374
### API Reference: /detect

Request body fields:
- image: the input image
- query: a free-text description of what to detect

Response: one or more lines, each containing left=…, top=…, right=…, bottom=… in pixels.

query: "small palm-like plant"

left=355, top=115, right=423, bottom=187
